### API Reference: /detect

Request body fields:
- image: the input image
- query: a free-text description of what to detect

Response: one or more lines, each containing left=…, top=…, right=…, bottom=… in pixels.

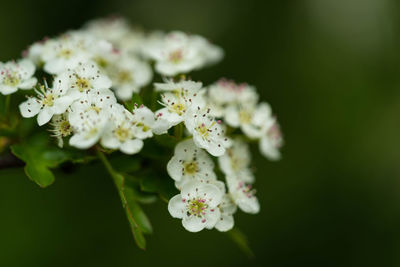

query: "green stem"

left=226, top=227, right=255, bottom=259
left=96, top=148, right=121, bottom=186
left=174, top=123, right=183, bottom=140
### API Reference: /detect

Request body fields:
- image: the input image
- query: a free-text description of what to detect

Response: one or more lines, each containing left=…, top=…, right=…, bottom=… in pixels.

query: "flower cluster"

left=2, top=16, right=283, bottom=235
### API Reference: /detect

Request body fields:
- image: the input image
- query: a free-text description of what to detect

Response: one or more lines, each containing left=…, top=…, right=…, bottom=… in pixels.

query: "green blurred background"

left=1, top=0, right=400, bottom=266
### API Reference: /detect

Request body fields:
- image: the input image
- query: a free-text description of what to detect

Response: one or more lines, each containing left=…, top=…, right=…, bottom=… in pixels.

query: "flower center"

left=42, top=93, right=55, bottom=107
left=75, top=77, right=91, bottom=92
left=117, top=70, right=133, bottom=83
left=188, top=198, right=208, bottom=217
left=136, top=122, right=150, bottom=132
left=239, top=109, right=251, bottom=124
left=115, top=126, right=131, bottom=142
left=59, top=49, right=73, bottom=59
left=88, top=104, right=101, bottom=114
left=85, top=127, right=99, bottom=139
left=171, top=102, right=186, bottom=115
left=59, top=120, right=72, bottom=136
left=237, top=181, right=256, bottom=199
left=184, top=161, right=198, bottom=174
left=169, top=50, right=183, bottom=64
left=95, top=57, right=109, bottom=69
left=3, top=71, right=20, bottom=87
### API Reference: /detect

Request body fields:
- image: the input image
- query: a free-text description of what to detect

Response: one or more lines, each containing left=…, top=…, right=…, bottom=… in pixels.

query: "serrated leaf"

left=96, top=150, right=152, bottom=249
left=11, top=133, right=86, bottom=187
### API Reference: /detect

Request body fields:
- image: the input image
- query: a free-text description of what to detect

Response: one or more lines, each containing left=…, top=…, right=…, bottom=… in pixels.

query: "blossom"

left=218, top=138, right=254, bottom=183
left=168, top=180, right=223, bottom=232
left=167, top=139, right=217, bottom=187
left=226, top=176, right=260, bottom=214
left=225, top=102, right=273, bottom=139
left=49, top=113, right=73, bottom=147
left=215, top=194, right=237, bottom=232
left=130, top=104, right=156, bottom=139
left=259, top=119, right=283, bottom=161
left=143, top=31, right=223, bottom=76
left=84, top=17, right=146, bottom=55
left=184, top=107, right=230, bottom=157
left=154, top=79, right=205, bottom=133
left=19, top=81, right=76, bottom=126
left=68, top=89, right=116, bottom=126
left=108, top=55, right=152, bottom=100
left=100, top=104, right=144, bottom=154
left=56, top=61, right=112, bottom=99
left=69, top=109, right=108, bottom=149
left=0, top=59, right=37, bottom=95
left=207, top=78, right=258, bottom=117
left=41, top=33, right=90, bottom=74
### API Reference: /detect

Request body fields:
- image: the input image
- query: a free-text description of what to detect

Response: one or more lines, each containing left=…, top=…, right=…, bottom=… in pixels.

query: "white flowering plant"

left=0, top=17, right=283, bottom=254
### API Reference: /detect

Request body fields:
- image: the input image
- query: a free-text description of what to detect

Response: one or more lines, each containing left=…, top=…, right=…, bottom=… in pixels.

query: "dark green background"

left=1, top=0, right=400, bottom=266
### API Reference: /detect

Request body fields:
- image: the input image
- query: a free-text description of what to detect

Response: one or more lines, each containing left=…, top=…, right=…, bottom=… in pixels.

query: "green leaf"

left=96, top=149, right=152, bottom=250
left=124, top=185, right=153, bottom=234
left=108, top=153, right=141, bottom=173
left=11, top=133, right=87, bottom=187
left=140, top=172, right=178, bottom=202
left=227, top=227, right=255, bottom=259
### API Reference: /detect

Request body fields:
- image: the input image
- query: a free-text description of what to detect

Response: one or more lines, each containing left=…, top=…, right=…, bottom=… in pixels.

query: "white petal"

left=100, top=132, right=120, bottom=150
left=19, top=98, right=41, bottom=118
left=237, top=197, right=260, bottom=214
left=204, top=208, right=221, bottom=229
left=53, top=96, right=73, bottom=114
left=182, top=215, right=205, bottom=232
left=260, top=136, right=281, bottom=161
left=37, top=107, right=54, bottom=126
left=69, top=133, right=99, bottom=149
left=0, top=85, right=18, bottom=95
left=215, top=214, right=234, bottom=232
left=168, top=194, right=185, bottom=219
left=19, top=77, right=37, bottom=90
left=167, top=156, right=183, bottom=182
left=92, top=75, right=112, bottom=90
left=120, top=139, right=143, bottom=154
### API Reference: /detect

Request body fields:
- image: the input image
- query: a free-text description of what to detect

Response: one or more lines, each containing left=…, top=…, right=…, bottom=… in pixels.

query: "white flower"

left=153, top=79, right=205, bottom=133
left=225, top=102, right=273, bottom=139
left=192, top=35, right=224, bottom=66
left=84, top=17, right=146, bottom=54
left=131, top=104, right=156, bottom=139
left=19, top=81, right=76, bottom=126
left=56, top=61, right=112, bottom=99
left=167, top=139, right=217, bottom=188
left=226, top=176, right=260, bottom=214
left=68, top=89, right=116, bottom=126
left=84, top=17, right=131, bottom=44
left=208, top=79, right=258, bottom=113
left=108, top=55, right=152, bottom=100
left=218, top=138, right=254, bottom=183
left=215, top=194, right=237, bottom=232
left=154, top=79, right=202, bottom=93
left=100, top=104, right=144, bottom=154
left=184, top=107, right=230, bottom=157
left=143, top=31, right=222, bottom=76
left=168, top=180, right=223, bottom=232
left=69, top=110, right=108, bottom=149
left=259, top=119, right=283, bottom=161
left=41, top=34, right=90, bottom=74
left=0, top=59, right=37, bottom=95
left=49, top=113, right=73, bottom=147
